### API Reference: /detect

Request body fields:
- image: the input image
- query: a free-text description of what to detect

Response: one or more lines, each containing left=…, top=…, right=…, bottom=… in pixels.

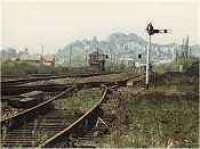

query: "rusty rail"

left=1, top=86, right=76, bottom=129
left=1, top=74, right=144, bottom=128
left=2, top=73, right=144, bottom=96
left=39, top=87, right=110, bottom=148
left=1, top=72, right=112, bottom=85
left=2, top=84, right=71, bottom=96
left=1, top=73, right=145, bottom=147
left=39, top=75, right=144, bottom=148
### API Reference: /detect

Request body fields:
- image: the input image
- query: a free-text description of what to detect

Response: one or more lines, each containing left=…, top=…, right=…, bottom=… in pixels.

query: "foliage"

left=176, top=58, right=194, bottom=70
left=1, top=60, right=69, bottom=75
left=155, top=58, right=196, bottom=74
left=54, top=88, right=102, bottom=112
left=126, top=95, right=198, bottom=148
left=97, top=94, right=198, bottom=148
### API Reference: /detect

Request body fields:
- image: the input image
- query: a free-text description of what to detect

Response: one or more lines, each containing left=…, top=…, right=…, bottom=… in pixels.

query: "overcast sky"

left=2, top=0, right=199, bottom=54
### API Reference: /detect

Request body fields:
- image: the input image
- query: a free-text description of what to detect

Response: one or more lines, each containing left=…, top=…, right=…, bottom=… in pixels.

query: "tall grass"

left=1, top=60, right=69, bottom=75
left=126, top=96, right=198, bottom=148
left=96, top=82, right=198, bottom=148
left=155, top=58, right=195, bottom=74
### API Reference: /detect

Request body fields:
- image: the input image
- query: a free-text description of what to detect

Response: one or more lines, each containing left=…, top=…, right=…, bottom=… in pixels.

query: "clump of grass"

left=36, top=131, right=49, bottom=144
left=54, top=88, right=102, bottom=113
left=126, top=94, right=199, bottom=148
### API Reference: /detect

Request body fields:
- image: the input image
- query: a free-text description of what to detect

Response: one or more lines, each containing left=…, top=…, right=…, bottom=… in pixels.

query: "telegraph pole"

left=146, top=23, right=169, bottom=88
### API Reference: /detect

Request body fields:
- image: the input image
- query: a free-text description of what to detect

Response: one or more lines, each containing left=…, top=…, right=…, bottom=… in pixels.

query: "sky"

left=1, top=0, right=200, bottom=54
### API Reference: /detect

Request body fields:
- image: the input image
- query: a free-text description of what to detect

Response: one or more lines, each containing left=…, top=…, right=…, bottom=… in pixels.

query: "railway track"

left=1, top=74, right=144, bottom=123
left=0, top=86, right=107, bottom=147
left=1, top=72, right=112, bottom=86
left=1, top=72, right=123, bottom=96
left=1, top=73, right=144, bottom=122
left=1, top=109, right=80, bottom=147
left=2, top=73, right=145, bottom=96
left=40, top=85, right=120, bottom=148
left=1, top=86, right=76, bottom=130
left=1, top=74, right=145, bottom=148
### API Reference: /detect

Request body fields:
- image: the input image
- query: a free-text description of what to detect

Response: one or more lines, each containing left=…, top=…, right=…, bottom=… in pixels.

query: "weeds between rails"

left=1, top=74, right=144, bottom=127
left=1, top=74, right=144, bottom=147
left=1, top=87, right=104, bottom=147
left=40, top=85, right=120, bottom=148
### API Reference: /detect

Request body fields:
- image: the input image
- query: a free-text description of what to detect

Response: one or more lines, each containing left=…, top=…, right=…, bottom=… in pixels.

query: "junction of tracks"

left=1, top=72, right=145, bottom=147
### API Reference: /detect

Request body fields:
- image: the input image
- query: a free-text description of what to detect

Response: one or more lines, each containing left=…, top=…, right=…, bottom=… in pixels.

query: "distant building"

left=16, top=48, right=55, bottom=66
left=40, top=55, right=55, bottom=67
left=88, top=48, right=108, bottom=71
left=16, top=48, right=41, bottom=65
left=18, top=48, right=30, bottom=60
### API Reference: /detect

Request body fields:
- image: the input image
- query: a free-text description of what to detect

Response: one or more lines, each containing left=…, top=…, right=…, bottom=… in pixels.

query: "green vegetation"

left=1, top=60, right=134, bottom=75
left=155, top=58, right=196, bottom=74
left=96, top=62, right=199, bottom=148
left=54, top=88, right=102, bottom=113
left=96, top=91, right=198, bottom=148
left=106, top=63, right=135, bottom=73
left=149, top=84, right=198, bottom=93
left=126, top=96, right=198, bottom=147
left=65, top=89, right=102, bottom=112
left=176, top=58, right=194, bottom=70
left=37, top=131, right=48, bottom=144
left=32, top=88, right=102, bottom=145
left=1, top=60, right=68, bottom=75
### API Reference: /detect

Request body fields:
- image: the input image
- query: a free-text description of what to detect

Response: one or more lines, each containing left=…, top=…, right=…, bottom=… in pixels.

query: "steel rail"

left=1, top=86, right=76, bottom=129
left=39, top=87, right=109, bottom=148
left=1, top=72, right=112, bottom=85
left=2, top=73, right=144, bottom=96
left=39, top=75, right=144, bottom=148
left=1, top=74, right=144, bottom=128
left=1, top=74, right=144, bottom=147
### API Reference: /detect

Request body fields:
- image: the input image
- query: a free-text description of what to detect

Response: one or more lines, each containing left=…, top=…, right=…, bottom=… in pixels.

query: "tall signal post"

left=146, top=23, right=169, bottom=88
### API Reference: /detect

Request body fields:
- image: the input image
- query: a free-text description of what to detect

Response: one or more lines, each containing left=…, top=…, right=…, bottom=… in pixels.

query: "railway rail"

left=1, top=86, right=117, bottom=148
left=2, top=73, right=145, bottom=96
left=1, top=86, right=75, bottom=129
left=2, top=84, right=72, bottom=96
left=1, top=74, right=144, bottom=127
left=1, top=86, right=105, bottom=147
left=1, top=109, right=80, bottom=147
left=1, top=85, right=78, bottom=147
left=40, top=85, right=119, bottom=148
left=1, top=72, right=112, bottom=86
left=1, top=74, right=145, bottom=148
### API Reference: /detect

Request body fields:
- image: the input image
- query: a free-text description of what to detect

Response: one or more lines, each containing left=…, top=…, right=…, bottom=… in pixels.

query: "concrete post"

left=146, top=35, right=151, bottom=88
